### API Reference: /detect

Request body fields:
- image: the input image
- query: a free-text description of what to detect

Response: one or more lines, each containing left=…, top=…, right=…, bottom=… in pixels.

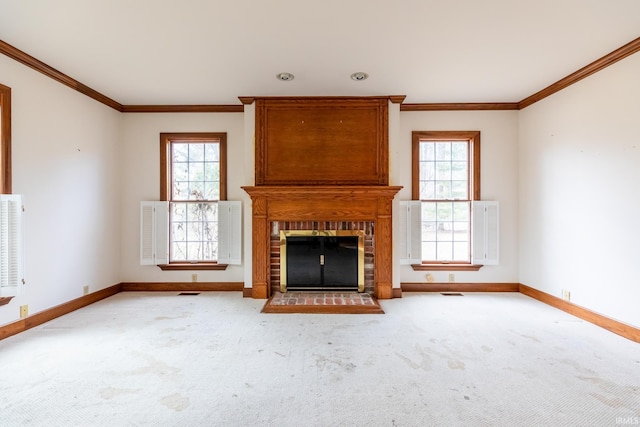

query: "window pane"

left=173, top=181, right=188, bottom=200
left=205, top=143, right=219, bottom=161
left=204, top=182, right=220, bottom=200
left=173, top=164, right=189, bottom=182
left=188, top=143, right=205, bottom=162
left=173, top=144, right=189, bottom=162
left=172, top=242, right=187, bottom=261
left=420, top=180, right=435, bottom=200
left=189, top=162, right=204, bottom=183
left=420, top=142, right=434, bottom=161
left=453, top=242, right=469, bottom=261
left=205, top=162, right=219, bottom=182
left=452, top=202, right=469, bottom=221
left=453, top=222, right=469, bottom=241
left=188, top=182, right=204, bottom=200
left=451, top=181, right=468, bottom=199
left=435, top=143, right=451, bottom=160
left=422, top=221, right=436, bottom=242
left=422, top=202, right=437, bottom=221
left=435, top=162, right=451, bottom=180
left=422, top=242, right=436, bottom=261
left=451, top=142, right=468, bottom=160
left=435, top=181, right=451, bottom=199
left=437, top=241, right=453, bottom=261
left=436, top=202, right=452, bottom=221
left=451, top=161, right=467, bottom=180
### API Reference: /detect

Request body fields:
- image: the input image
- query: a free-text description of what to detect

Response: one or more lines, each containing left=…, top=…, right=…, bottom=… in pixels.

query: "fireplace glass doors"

left=280, top=230, right=364, bottom=292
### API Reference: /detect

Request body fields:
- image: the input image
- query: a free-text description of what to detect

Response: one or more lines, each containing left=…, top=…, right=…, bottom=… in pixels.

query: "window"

left=412, top=131, right=480, bottom=268
left=0, top=83, right=11, bottom=195
left=1, top=84, right=17, bottom=306
left=160, top=133, right=227, bottom=268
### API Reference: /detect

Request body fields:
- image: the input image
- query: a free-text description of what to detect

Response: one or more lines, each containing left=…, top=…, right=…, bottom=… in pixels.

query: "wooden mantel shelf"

left=242, top=185, right=402, bottom=299
left=243, top=185, right=403, bottom=200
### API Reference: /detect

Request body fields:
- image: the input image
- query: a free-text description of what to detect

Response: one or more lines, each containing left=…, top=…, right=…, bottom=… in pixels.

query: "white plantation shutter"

left=472, top=201, right=499, bottom=265
left=217, top=201, right=242, bottom=265
left=0, top=194, right=24, bottom=296
left=399, top=201, right=422, bottom=265
left=140, top=201, right=169, bottom=265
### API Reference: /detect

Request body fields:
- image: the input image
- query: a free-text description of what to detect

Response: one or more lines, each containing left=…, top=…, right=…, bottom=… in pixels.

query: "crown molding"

left=518, top=36, right=640, bottom=109
left=401, top=103, right=519, bottom=111
left=121, top=105, right=243, bottom=113
left=0, top=39, right=123, bottom=111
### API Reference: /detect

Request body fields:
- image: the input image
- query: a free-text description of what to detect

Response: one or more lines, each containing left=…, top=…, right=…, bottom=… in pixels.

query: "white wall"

left=119, top=112, right=246, bottom=284
left=519, top=52, right=640, bottom=327
left=0, top=55, right=122, bottom=325
left=396, top=110, right=520, bottom=284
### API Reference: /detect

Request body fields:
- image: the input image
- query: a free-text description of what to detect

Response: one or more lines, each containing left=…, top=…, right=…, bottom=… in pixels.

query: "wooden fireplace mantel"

left=242, top=185, right=402, bottom=299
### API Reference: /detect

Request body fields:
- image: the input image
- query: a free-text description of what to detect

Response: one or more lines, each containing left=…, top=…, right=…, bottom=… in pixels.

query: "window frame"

left=1, top=83, right=11, bottom=195
left=411, top=130, right=481, bottom=271
left=159, top=132, right=227, bottom=270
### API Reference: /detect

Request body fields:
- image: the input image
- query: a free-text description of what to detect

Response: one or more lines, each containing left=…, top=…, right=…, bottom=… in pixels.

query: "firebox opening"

left=280, top=230, right=365, bottom=293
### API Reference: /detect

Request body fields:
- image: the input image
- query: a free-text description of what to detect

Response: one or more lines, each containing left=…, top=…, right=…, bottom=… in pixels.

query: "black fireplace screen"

left=281, top=231, right=364, bottom=292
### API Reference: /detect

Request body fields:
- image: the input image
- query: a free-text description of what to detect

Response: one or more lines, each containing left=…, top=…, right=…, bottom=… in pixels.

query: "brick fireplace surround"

left=243, top=186, right=402, bottom=299
left=270, top=220, right=374, bottom=295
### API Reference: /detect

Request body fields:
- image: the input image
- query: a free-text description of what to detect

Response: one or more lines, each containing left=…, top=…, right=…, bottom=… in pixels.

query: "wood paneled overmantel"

left=243, top=186, right=402, bottom=299
left=253, top=97, right=392, bottom=186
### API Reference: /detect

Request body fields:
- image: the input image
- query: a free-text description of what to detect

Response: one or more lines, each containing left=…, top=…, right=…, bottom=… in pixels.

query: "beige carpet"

left=0, top=292, right=639, bottom=426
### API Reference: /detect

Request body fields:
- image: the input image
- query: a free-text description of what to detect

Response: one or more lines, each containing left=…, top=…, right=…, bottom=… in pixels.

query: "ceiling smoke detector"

left=350, top=72, right=369, bottom=81
left=276, top=72, right=295, bottom=81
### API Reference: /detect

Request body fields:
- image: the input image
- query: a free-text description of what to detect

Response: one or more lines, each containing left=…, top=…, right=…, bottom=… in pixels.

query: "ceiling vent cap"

left=350, top=72, right=369, bottom=81
left=276, top=72, right=295, bottom=81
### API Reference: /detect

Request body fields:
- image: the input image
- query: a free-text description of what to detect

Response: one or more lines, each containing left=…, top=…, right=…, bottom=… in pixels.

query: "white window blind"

left=472, top=201, right=499, bottom=265
left=217, top=201, right=242, bottom=265
left=398, top=201, right=422, bottom=265
left=0, top=194, right=24, bottom=296
left=140, top=201, right=169, bottom=265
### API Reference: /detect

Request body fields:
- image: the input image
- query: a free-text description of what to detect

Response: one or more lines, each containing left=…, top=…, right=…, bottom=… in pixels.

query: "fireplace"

left=243, top=186, right=401, bottom=299
left=280, top=230, right=365, bottom=293
left=241, top=96, right=404, bottom=299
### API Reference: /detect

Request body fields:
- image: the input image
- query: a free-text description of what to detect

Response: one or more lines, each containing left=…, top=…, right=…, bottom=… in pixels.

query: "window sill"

left=0, top=296, right=14, bottom=307
left=411, top=264, right=483, bottom=271
left=158, top=263, right=228, bottom=271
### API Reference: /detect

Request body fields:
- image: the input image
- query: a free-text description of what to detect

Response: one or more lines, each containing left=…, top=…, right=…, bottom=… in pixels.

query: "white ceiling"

left=1, top=0, right=639, bottom=106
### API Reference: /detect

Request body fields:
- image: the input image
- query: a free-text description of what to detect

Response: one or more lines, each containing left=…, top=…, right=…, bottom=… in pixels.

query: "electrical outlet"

left=449, top=274, right=455, bottom=283
left=192, top=274, right=198, bottom=283
left=20, top=305, right=28, bottom=318
left=562, top=289, right=571, bottom=302
left=83, top=285, right=89, bottom=295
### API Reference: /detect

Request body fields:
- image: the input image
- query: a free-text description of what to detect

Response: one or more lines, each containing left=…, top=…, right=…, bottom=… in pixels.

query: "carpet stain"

left=590, top=392, right=626, bottom=409
left=521, top=334, right=541, bottom=343
left=161, top=393, right=190, bottom=411
left=155, top=312, right=193, bottom=320
left=481, top=345, right=493, bottom=353
left=117, top=353, right=182, bottom=378
left=99, top=387, right=141, bottom=400
left=395, top=345, right=433, bottom=371
left=448, top=359, right=466, bottom=370
left=158, top=338, right=181, bottom=347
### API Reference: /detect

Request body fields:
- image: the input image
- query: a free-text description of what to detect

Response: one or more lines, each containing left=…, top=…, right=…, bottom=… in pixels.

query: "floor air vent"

left=178, top=292, right=201, bottom=296
left=440, top=292, right=464, bottom=296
